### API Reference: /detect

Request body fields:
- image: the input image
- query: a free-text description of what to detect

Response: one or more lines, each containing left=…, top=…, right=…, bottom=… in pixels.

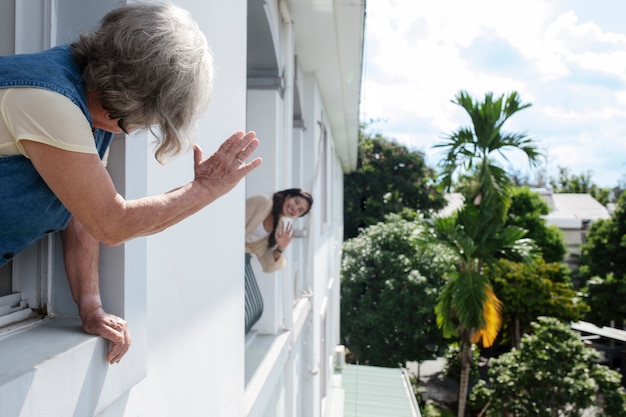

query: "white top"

left=246, top=222, right=269, bottom=243
left=245, top=217, right=294, bottom=243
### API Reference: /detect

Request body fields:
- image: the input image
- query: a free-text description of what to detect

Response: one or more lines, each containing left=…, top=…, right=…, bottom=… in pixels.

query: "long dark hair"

left=267, top=188, right=313, bottom=248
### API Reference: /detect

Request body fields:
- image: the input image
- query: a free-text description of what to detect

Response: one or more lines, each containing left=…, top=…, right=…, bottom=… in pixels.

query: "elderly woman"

left=245, top=189, right=313, bottom=273
left=0, top=4, right=261, bottom=363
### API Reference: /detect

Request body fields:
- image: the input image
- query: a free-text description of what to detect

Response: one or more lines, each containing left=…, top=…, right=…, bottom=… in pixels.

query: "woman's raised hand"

left=275, top=219, right=294, bottom=251
left=193, top=131, right=262, bottom=201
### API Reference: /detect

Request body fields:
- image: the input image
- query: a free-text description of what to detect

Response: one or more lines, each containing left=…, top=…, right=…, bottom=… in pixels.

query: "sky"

left=360, top=0, right=626, bottom=188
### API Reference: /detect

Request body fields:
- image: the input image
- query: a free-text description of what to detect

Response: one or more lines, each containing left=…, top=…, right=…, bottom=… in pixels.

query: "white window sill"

left=0, top=317, right=146, bottom=416
left=244, top=329, right=291, bottom=416
left=244, top=297, right=312, bottom=416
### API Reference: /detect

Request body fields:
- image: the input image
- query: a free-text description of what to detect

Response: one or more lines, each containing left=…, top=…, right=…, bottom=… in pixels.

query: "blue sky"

left=360, top=0, right=626, bottom=188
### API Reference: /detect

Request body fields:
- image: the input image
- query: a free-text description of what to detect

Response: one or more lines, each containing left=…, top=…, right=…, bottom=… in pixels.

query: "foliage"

left=506, top=187, right=567, bottom=263
left=411, top=374, right=455, bottom=417
left=613, top=174, right=626, bottom=202
left=470, top=316, right=626, bottom=417
left=442, top=343, right=480, bottom=387
left=492, top=259, right=589, bottom=348
left=343, top=125, right=445, bottom=239
left=582, top=275, right=626, bottom=327
left=421, top=403, right=455, bottom=417
left=579, top=191, right=626, bottom=281
left=550, top=166, right=611, bottom=205
left=428, top=206, right=538, bottom=346
left=435, top=90, right=539, bottom=201
left=340, top=214, right=454, bottom=366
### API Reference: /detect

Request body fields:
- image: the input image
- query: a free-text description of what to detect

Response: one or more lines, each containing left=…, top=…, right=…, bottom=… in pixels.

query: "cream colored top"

left=245, top=195, right=286, bottom=273
left=0, top=87, right=98, bottom=158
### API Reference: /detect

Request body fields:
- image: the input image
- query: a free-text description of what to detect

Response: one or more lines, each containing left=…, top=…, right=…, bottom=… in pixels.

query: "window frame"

left=0, top=0, right=58, bottom=330
left=0, top=237, right=52, bottom=333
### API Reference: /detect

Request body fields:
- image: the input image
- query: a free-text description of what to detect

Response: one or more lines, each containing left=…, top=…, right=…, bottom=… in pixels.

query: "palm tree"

left=432, top=90, right=540, bottom=417
left=430, top=205, right=536, bottom=417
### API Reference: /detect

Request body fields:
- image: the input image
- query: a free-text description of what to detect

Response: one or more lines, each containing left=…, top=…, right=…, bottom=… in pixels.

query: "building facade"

left=540, top=191, right=611, bottom=270
left=0, top=1, right=364, bottom=416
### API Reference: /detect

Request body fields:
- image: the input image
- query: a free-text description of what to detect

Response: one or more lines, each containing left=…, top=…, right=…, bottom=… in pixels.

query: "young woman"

left=245, top=188, right=313, bottom=272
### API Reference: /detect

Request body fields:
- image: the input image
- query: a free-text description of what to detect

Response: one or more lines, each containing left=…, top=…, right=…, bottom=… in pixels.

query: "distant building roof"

left=341, top=364, right=422, bottom=417
left=436, top=192, right=610, bottom=230
left=571, top=321, right=626, bottom=343
left=540, top=193, right=610, bottom=229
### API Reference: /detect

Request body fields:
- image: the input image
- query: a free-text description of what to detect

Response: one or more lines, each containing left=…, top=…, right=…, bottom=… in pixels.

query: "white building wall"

left=245, top=89, right=286, bottom=335
left=38, top=0, right=250, bottom=414
left=298, top=72, right=345, bottom=417
left=0, top=0, right=355, bottom=416
left=120, top=1, right=249, bottom=416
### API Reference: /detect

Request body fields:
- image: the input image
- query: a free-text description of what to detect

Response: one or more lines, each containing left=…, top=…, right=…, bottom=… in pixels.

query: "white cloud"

left=361, top=0, right=626, bottom=188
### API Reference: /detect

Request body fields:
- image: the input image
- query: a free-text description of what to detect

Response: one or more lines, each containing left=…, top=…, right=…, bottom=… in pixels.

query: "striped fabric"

left=244, top=253, right=264, bottom=333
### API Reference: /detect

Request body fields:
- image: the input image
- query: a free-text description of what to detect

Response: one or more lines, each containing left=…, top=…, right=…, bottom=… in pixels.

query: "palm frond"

left=430, top=215, right=477, bottom=264
left=435, top=275, right=459, bottom=339
left=437, top=90, right=538, bottom=191
left=469, top=287, right=502, bottom=347
left=452, top=270, right=489, bottom=330
left=435, top=128, right=477, bottom=191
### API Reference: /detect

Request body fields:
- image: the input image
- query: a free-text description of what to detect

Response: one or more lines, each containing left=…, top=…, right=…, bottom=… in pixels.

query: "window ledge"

left=244, top=329, right=291, bottom=417
left=244, top=297, right=312, bottom=417
left=0, top=317, right=146, bottom=416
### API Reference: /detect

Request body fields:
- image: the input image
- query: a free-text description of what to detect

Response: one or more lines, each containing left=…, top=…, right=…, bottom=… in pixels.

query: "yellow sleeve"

left=0, top=88, right=98, bottom=158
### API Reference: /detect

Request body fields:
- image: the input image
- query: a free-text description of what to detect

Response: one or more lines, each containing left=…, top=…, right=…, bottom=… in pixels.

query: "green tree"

left=340, top=214, right=453, bottom=367
left=506, top=187, right=566, bottom=263
left=583, top=275, right=626, bottom=327
left=579, top=191, right=626, bottom=280
left=492, top=259, right=589, bottom=348
left=613, top=174, right=626, bottom=202
left=447, top=186, right=566, bottom=263
left=433, top=90, right=540, bottom=417
left=470, top=316, right=626, bottom=417
left=343, top=125, right=445, bottom=239
left=550, top=166, right=611, bottom=205
left=578, top=193, right=626, bottom=326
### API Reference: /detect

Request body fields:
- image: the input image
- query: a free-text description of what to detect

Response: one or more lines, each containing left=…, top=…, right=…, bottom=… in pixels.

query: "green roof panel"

left=341, top=364, right=422, bottom=417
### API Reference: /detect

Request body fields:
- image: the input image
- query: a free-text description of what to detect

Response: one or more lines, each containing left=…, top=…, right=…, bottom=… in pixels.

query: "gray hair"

left=71, top=3, right=214, bottom=163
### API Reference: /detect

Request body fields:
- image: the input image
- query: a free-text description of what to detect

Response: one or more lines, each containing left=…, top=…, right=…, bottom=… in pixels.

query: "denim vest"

left=0, top=45, right=113, bottom=266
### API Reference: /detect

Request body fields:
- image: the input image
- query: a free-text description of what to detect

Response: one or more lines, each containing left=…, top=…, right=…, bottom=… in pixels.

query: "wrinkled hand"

left=274, top=219, right=293, bottom=251
left=193, top=131, right=262, bottom=200
left=81, top=306, right=131, bottom=364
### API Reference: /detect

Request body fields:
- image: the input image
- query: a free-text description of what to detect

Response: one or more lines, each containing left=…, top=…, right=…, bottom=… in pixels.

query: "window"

left=0, top=0, right=58, bottom=333
left=0, top=263, right=10, bottom=297
left=0, top=262, right=35, bottom=330
left=0, top=237, right=52, bottom=332
left=320, top=123, right=329, bottom=233
left=0, top=0, right=120, bottom=334
left=320, top=300, right=328, bottom=398
left=0, top=5, right=146, bottom=412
